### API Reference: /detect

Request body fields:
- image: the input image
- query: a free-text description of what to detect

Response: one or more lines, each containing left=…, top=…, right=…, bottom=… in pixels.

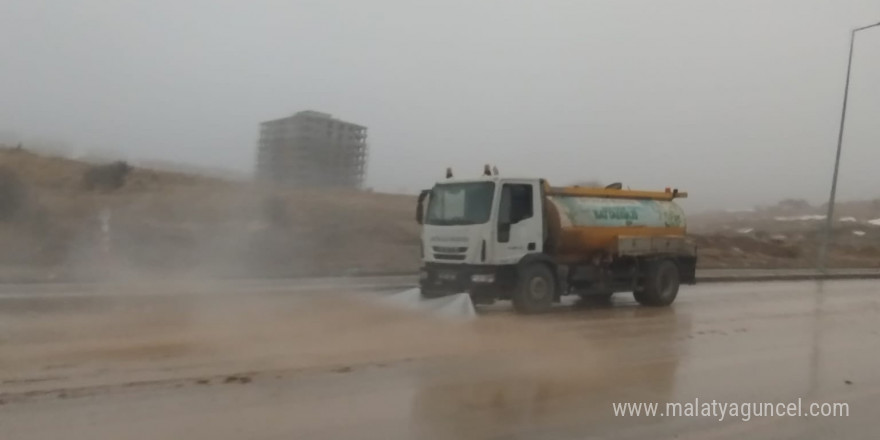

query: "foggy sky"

left=2, top=0, right=879, bottom=211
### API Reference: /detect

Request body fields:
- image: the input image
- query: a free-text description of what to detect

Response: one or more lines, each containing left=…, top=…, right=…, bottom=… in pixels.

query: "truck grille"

left=434, top=253, right=467, bottom=261
left=432, top=246, right=468, bottom=253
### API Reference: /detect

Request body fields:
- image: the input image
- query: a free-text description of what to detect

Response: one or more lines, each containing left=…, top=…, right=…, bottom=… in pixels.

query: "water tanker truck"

left=415, top=167, right=696, bottom=313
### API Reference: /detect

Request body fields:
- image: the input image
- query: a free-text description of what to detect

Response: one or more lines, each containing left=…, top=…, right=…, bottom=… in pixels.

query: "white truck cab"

left=416, top=169, right=696, bottom=313
left=419, top=176, right=543, bottom=267
left=416, top=173, right=558, bottom=309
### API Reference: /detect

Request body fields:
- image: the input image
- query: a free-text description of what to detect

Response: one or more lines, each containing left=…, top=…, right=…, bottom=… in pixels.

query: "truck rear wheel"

left=635, top=259, right=680, bottom=307
left=512, top=264, right=555, bottom=314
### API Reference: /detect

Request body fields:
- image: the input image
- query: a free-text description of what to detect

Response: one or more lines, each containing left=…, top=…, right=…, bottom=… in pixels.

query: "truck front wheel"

left=635, top=259, right=680, bottom=307
left=512, top=264, right=555, bottom=314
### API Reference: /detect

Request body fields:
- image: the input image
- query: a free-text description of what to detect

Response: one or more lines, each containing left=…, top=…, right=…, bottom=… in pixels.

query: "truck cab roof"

left=433, top=176, right=687, bottom=200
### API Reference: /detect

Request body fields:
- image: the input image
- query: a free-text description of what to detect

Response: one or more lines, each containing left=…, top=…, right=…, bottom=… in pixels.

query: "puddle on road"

left=3, top=282, right=880, bottom=439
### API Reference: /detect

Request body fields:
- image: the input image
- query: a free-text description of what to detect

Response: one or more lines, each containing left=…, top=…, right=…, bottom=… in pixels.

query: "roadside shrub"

left=83, top=161, right=131, bottom=190
left=0, top=167, right=27, bottom=221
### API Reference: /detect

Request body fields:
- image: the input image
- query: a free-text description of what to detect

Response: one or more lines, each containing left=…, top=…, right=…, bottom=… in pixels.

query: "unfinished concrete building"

left=255, top=111, right=367, bottom=188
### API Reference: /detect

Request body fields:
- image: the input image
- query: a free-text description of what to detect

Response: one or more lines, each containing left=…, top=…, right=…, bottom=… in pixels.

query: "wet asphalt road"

left=1, top=280, right=879, bottom=439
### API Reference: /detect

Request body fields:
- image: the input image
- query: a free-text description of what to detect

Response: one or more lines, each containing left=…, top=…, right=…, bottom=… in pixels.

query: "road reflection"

left=808, top=280, right=825, bottom=397
left=408, top=302, right=692, bottom=438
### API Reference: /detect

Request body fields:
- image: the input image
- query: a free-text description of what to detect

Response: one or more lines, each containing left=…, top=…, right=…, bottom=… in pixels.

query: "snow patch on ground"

left=774, top=215, right=826, bottom=222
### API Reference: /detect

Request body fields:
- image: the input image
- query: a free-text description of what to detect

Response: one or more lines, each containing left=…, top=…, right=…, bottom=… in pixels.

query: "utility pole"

left=818, top=21, right=880, bottom=272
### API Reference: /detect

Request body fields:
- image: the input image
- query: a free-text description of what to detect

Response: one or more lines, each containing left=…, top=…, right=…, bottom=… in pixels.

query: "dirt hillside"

left=1, top=147, right=878, bottom=281
left=690, top=199, right=880, bottom=268
left=0, top=147, right=419, bottom=281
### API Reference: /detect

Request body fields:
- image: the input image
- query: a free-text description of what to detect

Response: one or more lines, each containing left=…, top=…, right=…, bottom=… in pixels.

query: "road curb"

left=2, top=272, right=878, bottom=292
left=362, top=272, right=880, bottom=291
left=696, top=272, right=880, bottom=283
left=361, top=273, right=880, bottom=292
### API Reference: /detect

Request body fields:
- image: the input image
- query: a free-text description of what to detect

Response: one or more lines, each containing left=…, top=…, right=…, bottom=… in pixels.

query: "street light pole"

left=818, top=21, right=880, bottom=272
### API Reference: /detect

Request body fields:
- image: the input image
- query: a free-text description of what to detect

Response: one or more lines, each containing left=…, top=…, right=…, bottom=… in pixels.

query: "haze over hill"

left=0, top=148, right=418, bottom=281
left=3, top=0, right=880, bottom=210
left=1, top=148, right=879, bottom=282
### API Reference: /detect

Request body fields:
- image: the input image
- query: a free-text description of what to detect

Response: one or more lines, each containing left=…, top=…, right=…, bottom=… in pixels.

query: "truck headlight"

left=471, top=274, right=495, bottom=283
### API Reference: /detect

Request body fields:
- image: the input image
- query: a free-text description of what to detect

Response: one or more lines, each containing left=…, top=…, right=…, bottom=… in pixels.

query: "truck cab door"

left=493, top=182, right=543, bottom=265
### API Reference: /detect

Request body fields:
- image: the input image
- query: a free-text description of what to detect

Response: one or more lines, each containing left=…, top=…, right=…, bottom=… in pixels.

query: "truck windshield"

left=426, top=182, right=495, bottom=226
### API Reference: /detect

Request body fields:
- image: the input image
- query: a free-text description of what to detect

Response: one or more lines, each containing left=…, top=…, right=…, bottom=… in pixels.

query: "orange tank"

left=542, top=185, right=687, bottom=261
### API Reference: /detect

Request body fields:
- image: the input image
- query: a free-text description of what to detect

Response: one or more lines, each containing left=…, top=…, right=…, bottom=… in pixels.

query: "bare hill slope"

left=1, top=148, right=878, bottom=282
left=0, top=148, right=419, bottom=281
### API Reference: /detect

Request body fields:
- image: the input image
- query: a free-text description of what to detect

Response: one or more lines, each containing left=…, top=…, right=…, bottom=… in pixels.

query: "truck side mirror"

left=416, top=189, right=430, bottom=224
